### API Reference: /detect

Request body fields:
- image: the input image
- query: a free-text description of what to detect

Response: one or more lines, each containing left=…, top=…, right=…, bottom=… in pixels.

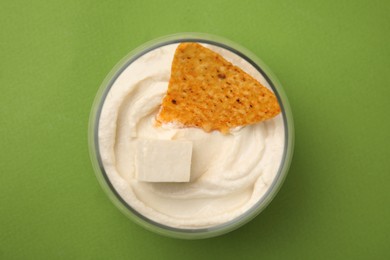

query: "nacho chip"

left=156, top=42, right=281, bottom=133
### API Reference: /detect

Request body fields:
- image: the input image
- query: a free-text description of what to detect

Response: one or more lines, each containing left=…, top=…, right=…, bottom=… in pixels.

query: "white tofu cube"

left=135, top=139, right=192, bottom=182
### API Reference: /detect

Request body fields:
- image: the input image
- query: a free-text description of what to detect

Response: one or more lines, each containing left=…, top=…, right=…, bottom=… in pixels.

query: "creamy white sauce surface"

left=98, top=43, right=285, bottom=228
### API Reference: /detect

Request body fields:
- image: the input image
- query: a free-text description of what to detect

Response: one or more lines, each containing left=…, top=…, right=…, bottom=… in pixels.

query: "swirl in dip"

left=97, top=43, right=285, bottom=228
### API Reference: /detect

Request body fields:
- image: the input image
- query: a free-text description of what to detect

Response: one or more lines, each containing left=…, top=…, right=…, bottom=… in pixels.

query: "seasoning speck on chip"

left=156, top=42, right=281, bottom=133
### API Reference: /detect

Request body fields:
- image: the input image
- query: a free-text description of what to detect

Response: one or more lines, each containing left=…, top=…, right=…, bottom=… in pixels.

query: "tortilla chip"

left=156, top=42, right=281, bottom=133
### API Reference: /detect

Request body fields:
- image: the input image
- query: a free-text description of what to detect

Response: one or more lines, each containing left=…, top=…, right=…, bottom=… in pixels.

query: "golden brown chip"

left=156, top=42, right=281, bottom=133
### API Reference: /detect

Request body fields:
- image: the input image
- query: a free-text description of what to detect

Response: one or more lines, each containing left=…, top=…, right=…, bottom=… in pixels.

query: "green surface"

left=1, top=0, right=389, bottom=259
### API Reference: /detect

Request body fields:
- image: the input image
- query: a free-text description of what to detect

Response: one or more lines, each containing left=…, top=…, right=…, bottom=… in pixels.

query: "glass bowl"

left=88, top=33, right=294, bottom=239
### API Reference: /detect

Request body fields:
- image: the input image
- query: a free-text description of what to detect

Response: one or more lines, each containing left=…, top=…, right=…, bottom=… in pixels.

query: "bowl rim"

left=88, top=32, right=294, bottom=239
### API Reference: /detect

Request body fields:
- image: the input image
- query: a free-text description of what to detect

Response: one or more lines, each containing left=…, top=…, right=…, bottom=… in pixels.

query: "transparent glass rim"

left=88, top=32, right=294, bottom=239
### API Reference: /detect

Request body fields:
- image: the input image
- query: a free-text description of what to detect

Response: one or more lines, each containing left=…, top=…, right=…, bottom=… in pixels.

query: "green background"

left=1, top=0, right=389, bottom=259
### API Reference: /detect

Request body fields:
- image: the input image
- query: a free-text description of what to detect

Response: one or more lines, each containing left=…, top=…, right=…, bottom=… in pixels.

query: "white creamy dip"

left=98, top=43, right=285, bottom=228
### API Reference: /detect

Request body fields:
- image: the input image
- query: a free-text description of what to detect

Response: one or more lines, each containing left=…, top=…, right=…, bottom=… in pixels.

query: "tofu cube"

left=135, top=139, right=192, bottom=182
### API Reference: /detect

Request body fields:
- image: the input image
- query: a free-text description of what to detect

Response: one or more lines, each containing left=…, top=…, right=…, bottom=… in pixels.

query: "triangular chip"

left=156, top=42, right=281, bottom=133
